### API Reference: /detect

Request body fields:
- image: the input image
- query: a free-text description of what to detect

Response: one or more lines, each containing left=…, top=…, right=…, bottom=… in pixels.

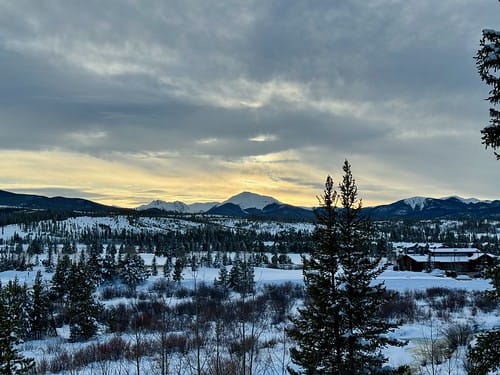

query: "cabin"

left=397, top=247, right=496, bottom=274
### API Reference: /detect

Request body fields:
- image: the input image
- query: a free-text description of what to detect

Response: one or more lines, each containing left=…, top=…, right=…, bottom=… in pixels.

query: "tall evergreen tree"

left=0, top=281, right=35, bottom=374
left=118, top=252, right=149, bottom=289
left=163, top=256, right=173, bottom=280
left=30, top=270, right=53, bottom=339
left=172, top=257, right=184, bottom=284
left=67, top=262, right=101, bottom=342
left=288, top=161, right=399, bottom=374
left=476, top=26, right=500, bottom=158
left=51, top=254, right=72, bottom=301
left=101, top=251, right=117, bottom=283
left=151, top=255, right=158, bottom=276
left=3, top=279, right=32, bottom=340
left=215, top=264, right=230, bottom=290
left=466, top=262, right=500, bottom=374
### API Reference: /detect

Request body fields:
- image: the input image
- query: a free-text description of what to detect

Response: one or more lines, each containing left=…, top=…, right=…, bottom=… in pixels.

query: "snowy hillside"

left=136, top=200, right=189, bottom=212
left=403, top=196, right=429, bottom=210
left=136, top=191, right=284, bottom=214
left=440, top=196, right=491, bottom=204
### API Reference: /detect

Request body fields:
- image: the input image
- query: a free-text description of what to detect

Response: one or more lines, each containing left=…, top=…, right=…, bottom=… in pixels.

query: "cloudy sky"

left=0, top=0, right=499, bottom=208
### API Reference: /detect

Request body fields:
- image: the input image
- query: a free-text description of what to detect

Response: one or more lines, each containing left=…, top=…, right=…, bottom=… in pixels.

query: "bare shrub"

left=103, top=303, right=131, bottom=333
left=228, top=335, right=258, bottom=356
left=42, top=336, right=132, bottom=373
left=472, top=291, right=498, bottom=313
left=101, top=285, right=136, bottom=300
left=95, top=335, right=130, bottom=361
left=205, top=357, right=241, bottom=374
left=45, top=350, right=73, bottom=373
left=426, top=287, right=450, bottom=299
left=149, top=278, right=175, bottom=296
left=36, top=358, right=48, bottom=374
left=261, top=282, right=301, bottom=324
left=443, top=323, right=474, bottom=351
left=425, top=288, right=468, bottom=313
left=380, top=291, right=419, bottom=322
left=72, top=344, right=98, bottom=368
left=175, top=287, right=190, bottom=298
left=126, top=337, right=158, bottom=360
left=443, top=289, right=467, bottom=311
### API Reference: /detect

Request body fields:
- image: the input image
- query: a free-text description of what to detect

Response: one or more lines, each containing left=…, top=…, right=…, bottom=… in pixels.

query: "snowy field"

left=1, top=214, right=498, bottom=374
left=5, top=261, right=497, bottom=375
left=2, top=263, right=493, bottom=293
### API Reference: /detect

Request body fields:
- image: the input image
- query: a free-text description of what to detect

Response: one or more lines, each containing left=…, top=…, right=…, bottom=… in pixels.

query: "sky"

left=0, top=0, right=499, bottom=208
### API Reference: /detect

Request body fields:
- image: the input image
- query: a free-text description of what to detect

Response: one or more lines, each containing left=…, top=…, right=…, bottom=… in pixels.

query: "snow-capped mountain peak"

left=403, top=197, right=429, bottom=211
left=221, top=191, right=281, bottom=210
left=441, top=196, right=491, bottom=205
left=137, top=200, right=189, bottom=213
left=136, top=192, right=282, bottom=213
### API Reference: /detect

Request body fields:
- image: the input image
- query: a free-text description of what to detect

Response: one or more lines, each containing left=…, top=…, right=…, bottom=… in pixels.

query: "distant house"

left=397, top=247, right=496, bottom=273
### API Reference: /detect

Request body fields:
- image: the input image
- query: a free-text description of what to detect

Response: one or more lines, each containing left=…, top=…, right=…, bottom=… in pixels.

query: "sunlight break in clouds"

left=249, top=134, right=278, bottom=142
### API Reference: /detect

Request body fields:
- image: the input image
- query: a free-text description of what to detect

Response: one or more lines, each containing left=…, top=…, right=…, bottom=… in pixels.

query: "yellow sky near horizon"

left=0, top=149, right=328, bottom=208
left=2, top=149, right=481, bottom=209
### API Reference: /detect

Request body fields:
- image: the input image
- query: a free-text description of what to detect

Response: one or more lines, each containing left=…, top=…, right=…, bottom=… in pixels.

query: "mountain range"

left=1, top=189, right=500, bottom=221
left=137, top=192, right=315, bottom=220
left=136, top=192, right=500, bottom=220
left=0, top=189, right=119, bottom=213
left=364, top=196, right=500, bottom=220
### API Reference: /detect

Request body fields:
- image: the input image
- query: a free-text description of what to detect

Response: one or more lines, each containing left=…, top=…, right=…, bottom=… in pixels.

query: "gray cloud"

left=0, top=0, right=499, bottom=203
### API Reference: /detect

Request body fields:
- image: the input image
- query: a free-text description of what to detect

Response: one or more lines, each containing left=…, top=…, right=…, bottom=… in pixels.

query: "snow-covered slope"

left=137, top=200, right=189, bottom=213
left=440, top=196, right=491, bottom=204
left=137, top=200, right=217, bottom=213
left=403, top=197, right=429, bottom=210
left=220, top=191, right=281, bottom=210
left=403, top=196, right=492, bottom=210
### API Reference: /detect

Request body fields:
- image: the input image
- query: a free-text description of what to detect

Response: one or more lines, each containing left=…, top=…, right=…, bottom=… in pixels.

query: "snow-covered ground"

left=2, top=257, right=497, bottom=374
left=1, top=214, right=498, bottom=374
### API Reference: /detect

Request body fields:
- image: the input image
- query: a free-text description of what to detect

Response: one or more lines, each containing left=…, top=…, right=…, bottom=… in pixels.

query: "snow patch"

left=136, top=200, right=189, bottom=212
left=403, top=197, right=428, bottom=210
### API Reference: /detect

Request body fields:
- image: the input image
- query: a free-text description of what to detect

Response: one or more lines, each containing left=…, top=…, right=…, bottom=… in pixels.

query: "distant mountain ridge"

left=2, top=188, right=499, bottom=221
left=137, top=193, right=500, bottom=220
left=365, top=196, right=500, bottom=220
left=136, top=191, right=314, bottom=220
left=136, top=199, right=218, bottom=213
left=0, top=189, right=118, bottom=213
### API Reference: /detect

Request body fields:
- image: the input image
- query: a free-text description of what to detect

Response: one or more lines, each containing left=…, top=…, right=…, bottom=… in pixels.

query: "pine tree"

left=239, top=259, right=255, bottom=295
left=288, top=161, right=399, bottom=375
left=3, top=279, right=32, bottom=340
left=51, top=254, right=72, bottom=301
left=44, top=243, right=55, bottom=272
left=101, top=251, right=117, bottom=283
left=118, top=252, right=149, bottom=289
left=476, top=27, right=500, bottom=158
left=30, top=270, right=53, bottom=339
left=163, top=257, right=173, bottom=280
left=67, top=262, right=101, bottom=342
left=0, top=281, right=35, bottom=374
left=172, top=257, right=184, bottom=283
left=466, top=262, right=500, bottom=374
left=151, top=255, right=158, bottom=276
left=215, top=264, right=230, bottom=290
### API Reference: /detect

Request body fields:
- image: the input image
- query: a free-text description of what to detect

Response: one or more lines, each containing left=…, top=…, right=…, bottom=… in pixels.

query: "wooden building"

left=397, top=247, right=496, bottom=274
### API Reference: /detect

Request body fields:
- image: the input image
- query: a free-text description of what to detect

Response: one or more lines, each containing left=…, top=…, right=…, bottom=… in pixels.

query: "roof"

left=403, top=253, right=492, bottom=264
left=428, top=248, right=480, bottom=255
